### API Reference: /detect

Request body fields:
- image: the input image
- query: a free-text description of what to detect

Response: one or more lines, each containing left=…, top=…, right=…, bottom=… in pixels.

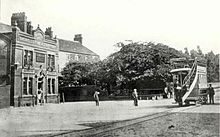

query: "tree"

left=205, top=52, right=219, bottom=82
left=102, top=42, right=186, bottom=90
left=60, top=62, right=95, bottom=87
left=184, top=47, right=189, bottom=56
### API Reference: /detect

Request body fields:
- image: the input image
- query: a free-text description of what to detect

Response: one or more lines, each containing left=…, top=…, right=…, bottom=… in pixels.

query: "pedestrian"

left=167, top=84, right=172, bottom=98
left=37, top=89, right=42, bottom=105
left=208, top=84, right=215, bottom=104
left=93, top=90, right=100, bottom=106
left=132, top=89, right=138, bottom=106
left=164, top=86, right=168, bottom=98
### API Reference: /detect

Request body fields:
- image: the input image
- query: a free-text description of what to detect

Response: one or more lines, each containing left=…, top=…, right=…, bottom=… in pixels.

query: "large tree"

left=102, top=42, right=186, bottom=90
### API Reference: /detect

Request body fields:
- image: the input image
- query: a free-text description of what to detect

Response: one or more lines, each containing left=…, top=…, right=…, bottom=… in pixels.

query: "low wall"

left=0, top=85, right=10, bottom=109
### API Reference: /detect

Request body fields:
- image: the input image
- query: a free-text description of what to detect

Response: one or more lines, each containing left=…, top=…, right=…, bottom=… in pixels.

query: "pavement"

left=0, top=89, right=219, bottom=137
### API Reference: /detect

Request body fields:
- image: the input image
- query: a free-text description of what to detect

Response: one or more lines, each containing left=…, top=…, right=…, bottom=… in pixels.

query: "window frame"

left=23, top=50, right=33, bottom=68
left=23, top=77, right=33, bottom=96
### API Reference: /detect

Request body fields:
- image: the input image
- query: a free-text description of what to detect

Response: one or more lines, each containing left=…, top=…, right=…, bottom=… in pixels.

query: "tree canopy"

left=60, top=42, right=219, bottom=94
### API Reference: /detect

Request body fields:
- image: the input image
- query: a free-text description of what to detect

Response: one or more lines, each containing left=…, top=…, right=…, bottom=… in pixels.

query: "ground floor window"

left=48, top=78, right=56, bottom=94
left=23, top=77, right=33, bottom=95
left=48, top=78, right=51, bottom=94
left=52, top=79, right=55, bottom=94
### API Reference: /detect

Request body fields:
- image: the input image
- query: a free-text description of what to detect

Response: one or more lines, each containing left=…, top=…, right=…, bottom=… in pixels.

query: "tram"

left=170, top=58, right=208, bottom=106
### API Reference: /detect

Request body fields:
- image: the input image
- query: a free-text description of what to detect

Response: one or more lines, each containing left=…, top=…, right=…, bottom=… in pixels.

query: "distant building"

left=58, top=35, right=100, bottom=73
left=0, top=12, right=99, bottom=108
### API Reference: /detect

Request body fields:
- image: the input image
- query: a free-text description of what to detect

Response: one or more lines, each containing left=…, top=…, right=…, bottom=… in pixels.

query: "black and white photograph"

left=0, top=0, right=219, bottom=136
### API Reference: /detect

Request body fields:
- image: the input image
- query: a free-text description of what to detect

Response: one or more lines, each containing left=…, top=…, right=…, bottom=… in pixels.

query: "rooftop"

left=0, top=22, right=12, bottom=33
left=58, top=38, right=98, bottom=56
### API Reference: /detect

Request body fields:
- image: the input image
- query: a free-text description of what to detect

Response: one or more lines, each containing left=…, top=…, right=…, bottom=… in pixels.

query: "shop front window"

left=48, top=78, right=51, bottom=94
left=23, top=77, right=28, bottom=95
left=23, top=77, right=33, bottom=95
left=52, top=79, right=55, bottom=94
left=47, top=78, right=55, bottom=94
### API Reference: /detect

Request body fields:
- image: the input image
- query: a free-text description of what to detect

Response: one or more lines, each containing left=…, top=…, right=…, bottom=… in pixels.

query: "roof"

left=0, top=22, right=12, bottom=33
left=170, top=68, right=191, bottom=73
left=58, top=38, right=98, bottom=56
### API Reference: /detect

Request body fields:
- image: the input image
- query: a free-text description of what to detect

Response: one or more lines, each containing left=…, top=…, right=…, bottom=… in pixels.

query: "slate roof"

left=58, top=38, right=98, bottom=56
left=0, top=22, right=12, bottom=33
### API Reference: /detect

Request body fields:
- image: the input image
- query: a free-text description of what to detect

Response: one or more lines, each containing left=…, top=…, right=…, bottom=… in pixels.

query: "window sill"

left=46, top=94, right=57, bottom=96
left=20, top=95, right=35, bottom=97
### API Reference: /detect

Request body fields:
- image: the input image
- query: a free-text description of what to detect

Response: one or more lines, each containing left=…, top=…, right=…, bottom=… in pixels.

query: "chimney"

left=45, top=27, right=53, bottom=38
left=11, top=12, right=27, bottom=33
left=27, top=21, right=33, bottom=35
left=74, top=34, right=82, bottom=44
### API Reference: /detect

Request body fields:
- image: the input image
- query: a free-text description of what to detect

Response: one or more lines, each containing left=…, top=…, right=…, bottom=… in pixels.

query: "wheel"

left=178, top=102, right=183, bottom=107
left=185, top=100, right=190, bottom=106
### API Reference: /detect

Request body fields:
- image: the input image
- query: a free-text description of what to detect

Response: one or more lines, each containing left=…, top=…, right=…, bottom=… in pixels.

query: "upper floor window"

left=75, top=54, right=79, bottom=61
left=24, top=50, right=33, bottom=67
left=47, top=54, right=55, bottom=71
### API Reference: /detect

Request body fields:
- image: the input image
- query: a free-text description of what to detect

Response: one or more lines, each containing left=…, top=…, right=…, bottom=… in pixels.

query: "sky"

left=0, top=0, right=219, bottom=60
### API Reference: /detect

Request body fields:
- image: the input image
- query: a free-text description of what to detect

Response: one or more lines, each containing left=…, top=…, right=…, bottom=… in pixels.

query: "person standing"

left=208, top=84, right=215, bottom=104
left=37, top=89, right=42, bottom=105
left=132, top=89, right=138, bottom=106
left=164, top=86, right=168, bottom=98
left=93, top=90, right=100, bottom=106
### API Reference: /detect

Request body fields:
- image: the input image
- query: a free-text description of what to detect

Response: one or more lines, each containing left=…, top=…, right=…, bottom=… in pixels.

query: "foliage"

left=60, top=42, right=219, bottom=95
left=205, top=52, right=219, bottom=82
left=189, top=46, right=219, bottom=82
left=100, top=42, right=186, bottom=90
left=60, top=62, right=95, bottom=87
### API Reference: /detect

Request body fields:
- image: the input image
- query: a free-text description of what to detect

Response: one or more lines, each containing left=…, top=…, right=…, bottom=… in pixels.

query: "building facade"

left=0, top=12, right=59, bottom=107
left=58, top=34, right=100, bottom=73
left=0, top=12, right=100, bottom=108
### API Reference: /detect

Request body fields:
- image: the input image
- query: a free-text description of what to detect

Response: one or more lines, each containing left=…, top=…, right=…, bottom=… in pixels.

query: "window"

left=24, top=50, right=33, bottom=67
left=23, top=77, right=28, bottom=95
left=28, top=77, right=33, bottom=95
left=47, top=54, right=55, bottom=71
left=52, top=79, right=55, bottom=94
left=23, top=77, right=33, bottom=95
left=75, top=54, right=79, bottom=61
left=47, top=78, right=55, bottom=94
left=48, top=78, right=51, bottom=94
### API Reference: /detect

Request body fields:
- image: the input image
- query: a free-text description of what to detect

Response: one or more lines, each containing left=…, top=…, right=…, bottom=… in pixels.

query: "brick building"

left=0, top=12, right=100, bottom=108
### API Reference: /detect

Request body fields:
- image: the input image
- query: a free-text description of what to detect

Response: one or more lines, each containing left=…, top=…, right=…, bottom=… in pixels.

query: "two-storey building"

left=0, top=12, right=100, bottom=108
left=58, top=34, right=100, bottom=73
left=0, top=12, right=59, bottom=107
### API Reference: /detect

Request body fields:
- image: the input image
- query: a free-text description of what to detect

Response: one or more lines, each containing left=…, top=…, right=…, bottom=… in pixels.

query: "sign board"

left=36, top=53, right=45, bottom=63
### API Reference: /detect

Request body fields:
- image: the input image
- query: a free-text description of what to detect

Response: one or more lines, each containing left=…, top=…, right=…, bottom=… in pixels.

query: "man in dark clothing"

left=208, top=84, right=215, bottom=104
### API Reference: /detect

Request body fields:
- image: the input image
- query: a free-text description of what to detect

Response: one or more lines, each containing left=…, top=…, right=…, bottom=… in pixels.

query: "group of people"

left=93, top=88, right=139, bottom=107
left=93, top=84, right=216, bottom=106
left=172, top=82, right=216, bottom=104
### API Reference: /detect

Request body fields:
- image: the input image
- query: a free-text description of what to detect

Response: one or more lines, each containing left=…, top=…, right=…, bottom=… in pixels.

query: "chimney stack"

left=74, top=34, right=82, bottom=44
left=11, top=12, right=27, bottom=33
left=27, top=21, right=33, bottom=35
left=45, top=27, right=53, bottom=38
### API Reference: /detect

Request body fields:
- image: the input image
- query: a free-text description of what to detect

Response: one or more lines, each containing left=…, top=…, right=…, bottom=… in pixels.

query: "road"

left=0, top=89, right=219, bottom=137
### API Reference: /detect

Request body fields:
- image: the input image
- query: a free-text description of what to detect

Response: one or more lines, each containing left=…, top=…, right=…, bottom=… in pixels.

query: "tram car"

left=170, top=58, right=208, bottom=106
